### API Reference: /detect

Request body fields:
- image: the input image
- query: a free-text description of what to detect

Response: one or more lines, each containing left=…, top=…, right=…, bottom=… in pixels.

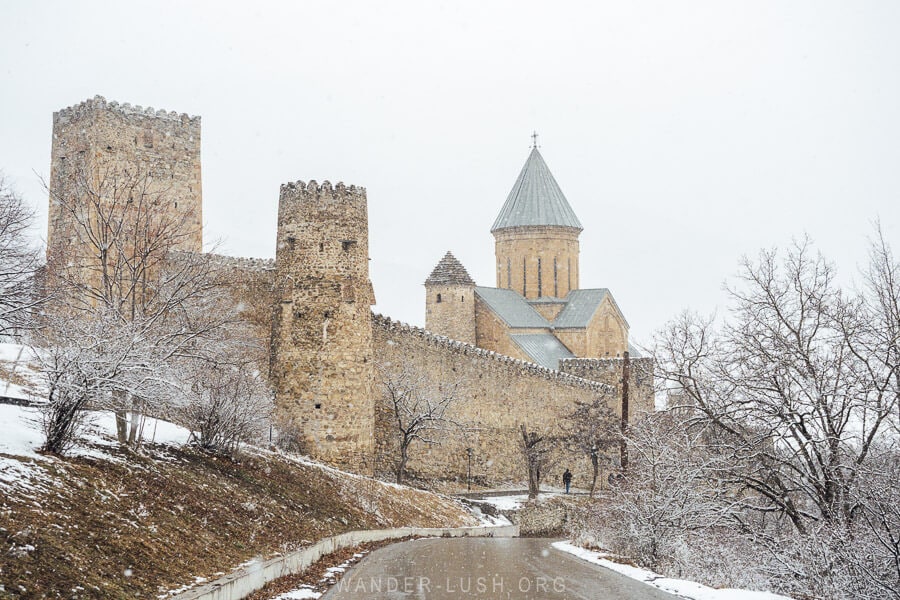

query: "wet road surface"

left=321, top=537, right=677, bottom=599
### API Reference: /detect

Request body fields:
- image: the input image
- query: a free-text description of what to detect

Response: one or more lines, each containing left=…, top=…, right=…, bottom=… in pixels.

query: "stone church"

left=425, top=144, right=635, bottom=370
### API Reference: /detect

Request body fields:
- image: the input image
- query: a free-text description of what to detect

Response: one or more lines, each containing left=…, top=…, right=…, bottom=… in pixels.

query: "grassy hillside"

left=0, top=409, right=474, bottom=599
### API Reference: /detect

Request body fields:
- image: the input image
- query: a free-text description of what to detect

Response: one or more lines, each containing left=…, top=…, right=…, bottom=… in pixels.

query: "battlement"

left=279, top=179, right=366, bottom=201
left=559, top=357, right=656, bottom=404
left=372, top=312, right=612, bottom=394
left=560, top=356, right=655, bottom=369
left=204, top=252, right=275, bottom=273
left=53, top=95, right=201, bottom=126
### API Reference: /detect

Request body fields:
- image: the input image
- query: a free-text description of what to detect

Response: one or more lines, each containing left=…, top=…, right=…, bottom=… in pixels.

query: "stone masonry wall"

left=424, top=284, right=476, bottom=344
left=48, top=95, right=202, bottom=263
left=372, top=314, right=617, bottom=489
left=206, top=254, right=276, bottom=370
left=559, top=357, right=655, bottom=422
left=493, top=226, right=580, bottom=299
left=473, top=297, right=539, bottom=362
left=270, top=181, right=376, bottom=473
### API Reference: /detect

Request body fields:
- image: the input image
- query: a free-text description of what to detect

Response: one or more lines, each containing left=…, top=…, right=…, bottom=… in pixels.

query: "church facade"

left=425, top=145, right=634, bottom=370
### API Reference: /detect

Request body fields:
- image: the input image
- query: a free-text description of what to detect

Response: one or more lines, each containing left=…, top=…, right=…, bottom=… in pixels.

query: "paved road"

left=322, top=537, right=677, bottom=599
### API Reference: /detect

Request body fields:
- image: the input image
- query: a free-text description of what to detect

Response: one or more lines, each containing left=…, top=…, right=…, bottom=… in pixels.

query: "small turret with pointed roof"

left=426, top=251, right=476, bottom=286
left=425, top=251, right=476, bottom=344
left=492, top=135, right=583, bottom=300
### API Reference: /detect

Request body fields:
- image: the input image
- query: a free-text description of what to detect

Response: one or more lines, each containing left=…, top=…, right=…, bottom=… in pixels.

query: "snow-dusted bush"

left=174, top=357, right=273, bottom=455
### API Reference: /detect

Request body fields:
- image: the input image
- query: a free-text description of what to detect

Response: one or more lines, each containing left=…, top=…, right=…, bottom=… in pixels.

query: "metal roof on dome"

left=511, top=334, right=575, bottom=370
left=491, top=146, right=583, bottom=232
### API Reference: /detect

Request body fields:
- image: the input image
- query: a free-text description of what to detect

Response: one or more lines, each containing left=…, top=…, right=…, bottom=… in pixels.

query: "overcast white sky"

left=2, top=1, right=898, bottom=345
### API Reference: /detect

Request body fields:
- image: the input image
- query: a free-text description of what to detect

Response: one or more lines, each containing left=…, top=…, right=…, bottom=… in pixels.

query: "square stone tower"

left=47, top=95, right=202, bottom=269
left=270, top=180, right=376, bottom=473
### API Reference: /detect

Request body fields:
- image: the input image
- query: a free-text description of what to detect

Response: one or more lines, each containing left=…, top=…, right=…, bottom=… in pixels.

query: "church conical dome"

left=491, top=146, right=582, bottom=232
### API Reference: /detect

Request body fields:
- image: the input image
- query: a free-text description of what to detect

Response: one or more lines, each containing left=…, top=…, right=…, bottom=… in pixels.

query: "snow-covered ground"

left=553, top=542, right=793, bottom=600
left=0, top=400, right=192, bottom=496
left=477, top=494, right=527, bottom=511
left=0, top=403, right=44, bottom=457
left=0, top=342, right=46, bottom=401
left=0, top=402, right=191, bottom=459
left=476, top=491, right=570, bottom=512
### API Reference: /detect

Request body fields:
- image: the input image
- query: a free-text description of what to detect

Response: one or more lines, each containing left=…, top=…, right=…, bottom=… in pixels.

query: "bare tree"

left=520, top=423, right=557, bottom=499
left=640, top=231, right=900, bottom=599
left=376, top=362, right=461, bottom=484
left=592, top=411, right=740, bottom=574
left=655, top=236, right=900, bottom=532
left=38, top=164, right=233, bottom=449
left=0, top=174, right=42, bottom=338
left=563, top=397, right=618, bottom=497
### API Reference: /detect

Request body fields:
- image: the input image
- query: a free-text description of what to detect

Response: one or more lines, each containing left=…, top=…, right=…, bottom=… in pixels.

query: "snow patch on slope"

left=552, top=542, right=793, bottom=600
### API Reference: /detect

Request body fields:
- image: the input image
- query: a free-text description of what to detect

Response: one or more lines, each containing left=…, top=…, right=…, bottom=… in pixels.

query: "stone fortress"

left=47, top=96, right=653, bottom=489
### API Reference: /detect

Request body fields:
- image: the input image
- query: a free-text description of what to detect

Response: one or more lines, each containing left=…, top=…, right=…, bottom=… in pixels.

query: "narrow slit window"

left=537, top=258, right=542, bottom=297
left=554, top=258, right=558, bottom=297
left=522, top=257, right=527, bottom=296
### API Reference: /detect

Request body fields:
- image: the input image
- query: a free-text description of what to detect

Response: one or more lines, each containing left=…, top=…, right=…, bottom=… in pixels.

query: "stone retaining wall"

left=170, top=523, right=519, bottom=600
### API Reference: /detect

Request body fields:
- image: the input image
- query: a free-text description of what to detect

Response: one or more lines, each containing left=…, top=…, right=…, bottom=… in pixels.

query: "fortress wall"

left=559, top=357, right=656, bottom=421
left=372, top=314, right=616, bottom=488
left=206, top=254, right=277, bottom=366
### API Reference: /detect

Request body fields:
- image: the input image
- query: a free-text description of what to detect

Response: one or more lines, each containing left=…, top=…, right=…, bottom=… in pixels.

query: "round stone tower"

left=269, top=180, right=376, bottom=474
left=492, top=144, right=583, bottom=300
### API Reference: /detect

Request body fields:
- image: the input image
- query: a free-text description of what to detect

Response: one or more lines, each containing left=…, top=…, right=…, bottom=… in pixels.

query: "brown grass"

left=0, top=444, right=473, bottom=599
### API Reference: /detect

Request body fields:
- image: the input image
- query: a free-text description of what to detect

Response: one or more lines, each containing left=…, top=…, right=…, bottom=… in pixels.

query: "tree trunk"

left=115, top=410, right=128, bottom=444
left=127, top=395, right=141, bottom=446
left=396, top=443, right=409, bottom=484
left=112, top=389, right=128, bottom=444
left=620, top=352, right=630, bottom=473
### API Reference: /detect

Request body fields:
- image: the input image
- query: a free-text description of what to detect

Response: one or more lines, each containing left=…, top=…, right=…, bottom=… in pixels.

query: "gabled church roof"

left=554, top=288, right=630, bottom=329
left=511, top=334, right=575, bottom=370
left=425, top=251, right=476, bottom=286
left=474, top=287, right=550, bottom=328
left=491, top=146, right=583, bottom=232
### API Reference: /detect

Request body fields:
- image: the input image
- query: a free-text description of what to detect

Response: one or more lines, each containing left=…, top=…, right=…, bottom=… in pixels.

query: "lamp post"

left=466, top=447, right=473, bottom=492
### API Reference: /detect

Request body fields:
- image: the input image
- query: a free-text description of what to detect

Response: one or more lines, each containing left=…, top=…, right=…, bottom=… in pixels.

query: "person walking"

left=563, top=468, right=572, bottom=494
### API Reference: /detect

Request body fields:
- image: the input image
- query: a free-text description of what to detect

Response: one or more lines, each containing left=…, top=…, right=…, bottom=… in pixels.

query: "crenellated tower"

left=424, top=251, right=477, bottom=344
left=269, top=180, right=376, bottom=473
left=48, top=95, right=203, bottom=264
left=492, top=145, right=582, bottom=299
